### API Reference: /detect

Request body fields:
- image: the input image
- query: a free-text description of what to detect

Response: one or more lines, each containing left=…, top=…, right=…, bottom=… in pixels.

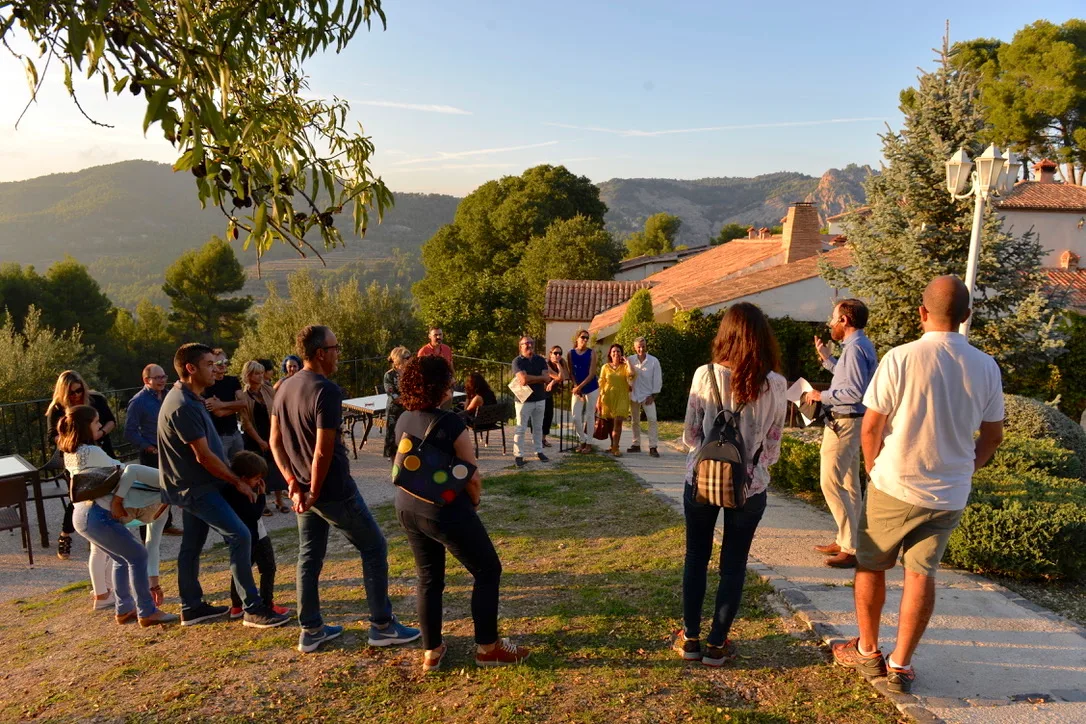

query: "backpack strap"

left=707, top=363, right=725, bottom=414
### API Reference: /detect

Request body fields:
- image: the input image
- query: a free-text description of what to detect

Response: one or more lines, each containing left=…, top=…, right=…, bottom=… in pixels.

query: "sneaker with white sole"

left=475, top=638, right=530, bottom=666
left=180, top=602, right=229, bottom=626
left=367, top=615, right=421, bottom=647
left=92, top=591, right=116, bottom=611
left=702, top=639, right=738, bottom=667
left=243, top=604, right=292, bottom=629
left=672, top=631, right=701, bottom=661
left=298, top=624, right=344, bottom=653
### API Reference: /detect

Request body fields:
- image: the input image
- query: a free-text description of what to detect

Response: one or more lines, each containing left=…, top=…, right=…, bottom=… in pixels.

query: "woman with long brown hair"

left=595, top=343, right=636, bottom=456
left=675, top=302, right=787, bottom=667
left=45, top=370, right=117, bottom=561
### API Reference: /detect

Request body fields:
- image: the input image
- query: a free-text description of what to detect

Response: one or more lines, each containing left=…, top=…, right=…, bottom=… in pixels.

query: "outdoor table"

left=0, top=454, right=48, bottom=548
left=342, top=392, right=464, bottom=459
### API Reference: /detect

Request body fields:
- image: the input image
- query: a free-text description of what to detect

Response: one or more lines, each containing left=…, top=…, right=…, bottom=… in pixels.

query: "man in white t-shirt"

left=831, top=276, right=1005, bottom=696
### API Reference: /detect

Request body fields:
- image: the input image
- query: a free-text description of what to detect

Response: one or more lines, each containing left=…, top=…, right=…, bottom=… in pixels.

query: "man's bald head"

left=922, top=275, right=971, bottom=326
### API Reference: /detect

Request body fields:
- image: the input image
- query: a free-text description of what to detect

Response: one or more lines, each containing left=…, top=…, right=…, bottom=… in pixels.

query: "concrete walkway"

left=606, top=430, right=1086, bottom=723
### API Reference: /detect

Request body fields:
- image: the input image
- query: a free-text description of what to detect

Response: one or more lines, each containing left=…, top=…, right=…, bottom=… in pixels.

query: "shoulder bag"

left=70, top=465, right=123, bottom=503
left=391, top=412, right=478, bottom=507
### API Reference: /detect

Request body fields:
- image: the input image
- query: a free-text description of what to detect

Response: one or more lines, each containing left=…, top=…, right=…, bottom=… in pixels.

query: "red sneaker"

left=271, top=605, right=293, bottom=617
left=229, top=606, right=244, bottom=620
left=475, top=638, right=530, bottom=666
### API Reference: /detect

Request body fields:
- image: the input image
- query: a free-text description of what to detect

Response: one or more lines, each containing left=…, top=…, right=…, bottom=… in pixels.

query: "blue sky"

left=0, top=1, right=1080, bottom=195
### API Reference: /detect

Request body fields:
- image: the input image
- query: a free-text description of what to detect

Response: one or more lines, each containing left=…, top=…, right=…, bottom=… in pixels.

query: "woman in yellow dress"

left=596, top=343, right=637, bottom=456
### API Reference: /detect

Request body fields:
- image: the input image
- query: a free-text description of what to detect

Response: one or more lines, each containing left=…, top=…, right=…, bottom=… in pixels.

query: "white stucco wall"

left=999, top=210, right=1086, bottom=266
left=545, top=320, right=590, bottom=353
left=701, top=277, right=844, bottom=322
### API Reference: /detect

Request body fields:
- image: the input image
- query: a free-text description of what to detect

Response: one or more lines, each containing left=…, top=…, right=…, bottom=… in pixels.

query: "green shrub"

left=1007, top=311, right=1086, bottom=422
left=614, top=321, right=690, bottom=420
left=987, top=434, right=1085, bottom=479
left=617, top=289, right=655, bottom=342
left=768, top=316, right=832, bottom=384
left=944, top=501, right=1086, bottom=579
left=1002, top=394, right=1086, bottom=473
left=770, top=435, right=822, bottom=494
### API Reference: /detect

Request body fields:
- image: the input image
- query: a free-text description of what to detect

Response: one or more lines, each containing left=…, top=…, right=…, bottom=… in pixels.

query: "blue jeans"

left=297, top=489, right=393, bottom=630
left=73, top=502, right=157, bottom=618
left=682, top=486, right=767, bottom=645
left=177, top=489, right=260, bottom=613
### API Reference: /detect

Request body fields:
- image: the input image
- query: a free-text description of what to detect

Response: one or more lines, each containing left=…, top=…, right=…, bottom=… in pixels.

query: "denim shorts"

left=856, top=486, right=964, bottom=577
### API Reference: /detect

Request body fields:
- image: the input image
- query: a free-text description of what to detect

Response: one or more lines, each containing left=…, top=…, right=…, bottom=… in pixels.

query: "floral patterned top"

left=682, top=363, right=787, bottom=493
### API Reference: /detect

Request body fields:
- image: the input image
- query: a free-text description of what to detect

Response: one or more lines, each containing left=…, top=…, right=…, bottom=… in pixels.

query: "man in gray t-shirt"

left=158, top=343, right=288, bottom=630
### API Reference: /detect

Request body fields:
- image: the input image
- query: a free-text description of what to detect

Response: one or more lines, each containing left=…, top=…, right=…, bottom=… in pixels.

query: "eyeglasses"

left=213, top=360, right=229, bottom=368
left=149, top=375, right=167, bottom=381
left=321, top=344, right=341, bottom=352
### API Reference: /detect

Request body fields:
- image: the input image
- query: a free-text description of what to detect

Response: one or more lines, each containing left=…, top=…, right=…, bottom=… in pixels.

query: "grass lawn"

left=0, top=457, right=903, bottom=723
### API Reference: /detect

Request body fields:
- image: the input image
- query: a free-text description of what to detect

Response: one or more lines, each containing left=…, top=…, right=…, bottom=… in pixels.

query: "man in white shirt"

left=832, top=276, right=1004, bottom=696
left=627, top=337, right=663, bottom=457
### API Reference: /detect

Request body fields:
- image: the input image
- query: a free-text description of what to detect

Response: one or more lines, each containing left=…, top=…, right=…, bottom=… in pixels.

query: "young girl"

left=58, top=405, right=176, bottom=626
left=225, top=451, right=290, bottom=620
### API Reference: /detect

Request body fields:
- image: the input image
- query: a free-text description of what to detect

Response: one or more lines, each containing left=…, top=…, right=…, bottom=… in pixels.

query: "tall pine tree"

left=821, top=35, right=1063, bottom=373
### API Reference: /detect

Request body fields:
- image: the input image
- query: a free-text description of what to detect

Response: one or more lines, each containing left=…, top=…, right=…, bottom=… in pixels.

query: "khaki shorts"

left=856, top=486, right=964, bottom=577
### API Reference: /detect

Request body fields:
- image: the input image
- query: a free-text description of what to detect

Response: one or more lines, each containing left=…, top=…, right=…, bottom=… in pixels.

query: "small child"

left=225, top=450, right=290, bottom=619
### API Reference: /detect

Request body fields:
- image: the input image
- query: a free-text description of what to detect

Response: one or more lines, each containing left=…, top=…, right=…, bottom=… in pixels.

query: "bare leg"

left=889, top=569, right=936, bottom=667
left=854, top=567, right=886, bottom=654
left=612, top=418, right=624, bottom=452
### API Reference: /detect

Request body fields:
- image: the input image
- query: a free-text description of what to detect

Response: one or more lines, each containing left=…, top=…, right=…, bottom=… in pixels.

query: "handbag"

left=70, top=466, right=123, bottom=503
left=691, top=365, right=762, bottom=509
left=391, top=412, right=477, bottom=507
left=592, top=416, right=612, bottom=440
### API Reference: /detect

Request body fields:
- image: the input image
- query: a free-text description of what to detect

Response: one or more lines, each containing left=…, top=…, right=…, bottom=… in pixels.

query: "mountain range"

left=0, top=160, right=871, bottom=307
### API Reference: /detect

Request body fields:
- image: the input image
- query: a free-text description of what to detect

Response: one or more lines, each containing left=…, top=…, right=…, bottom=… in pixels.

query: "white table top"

left=0, top=455, right=36, bottom=477
left=342, top=392, right=464, bottom=415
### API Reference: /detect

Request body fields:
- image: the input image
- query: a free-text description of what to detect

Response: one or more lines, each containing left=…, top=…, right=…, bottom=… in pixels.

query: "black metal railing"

left=0, top=386, right=143, bottom=466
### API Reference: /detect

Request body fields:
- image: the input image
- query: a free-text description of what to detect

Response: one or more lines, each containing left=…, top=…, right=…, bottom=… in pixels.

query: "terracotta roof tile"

left=826, top=206, right=871, bottom=222
left=671, top=247, right=853, bottom=311
left=1045, top=268, right=1086, bottom=311
left=589, top=240, right=784, bottom=333
left=995, top=182, right=1086, bottom=212
left=544, top=279, right=653, bottom=321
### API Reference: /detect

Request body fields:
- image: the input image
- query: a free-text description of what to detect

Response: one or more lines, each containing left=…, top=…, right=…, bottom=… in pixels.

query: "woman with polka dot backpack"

left=393, top=355, right=530, bottom=672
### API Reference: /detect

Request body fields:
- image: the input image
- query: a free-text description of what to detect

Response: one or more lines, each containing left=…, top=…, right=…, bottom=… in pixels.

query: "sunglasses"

left=213, top=360, right=229, bottom=367
left=68, top=387, right=85, bottom=396
left=578, top=336, right=589, bottom=340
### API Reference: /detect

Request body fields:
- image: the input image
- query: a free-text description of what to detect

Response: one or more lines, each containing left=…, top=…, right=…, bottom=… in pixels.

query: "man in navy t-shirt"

left=270, top=325, right=420, bottom=654
left=511, top=336, right=560, bottom=468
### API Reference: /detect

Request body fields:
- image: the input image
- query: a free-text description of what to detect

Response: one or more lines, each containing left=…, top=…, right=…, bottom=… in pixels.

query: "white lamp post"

left=945, top=144, right=1016, bottom=336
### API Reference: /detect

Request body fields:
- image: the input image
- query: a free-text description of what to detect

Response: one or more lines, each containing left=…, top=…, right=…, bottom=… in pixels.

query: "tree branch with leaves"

left=3, top=0, right=393, bottom=263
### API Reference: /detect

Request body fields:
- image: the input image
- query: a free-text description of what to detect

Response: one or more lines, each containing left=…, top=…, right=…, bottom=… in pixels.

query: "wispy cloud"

left=393, top=140, right=560, bottom=166
left=355, top=100, right=472, bottom=115
left=560, top=156, right=600, bottom=163
left=395, top=162, right=518, bottom=173
left=543, top=117, right=884, bottom=137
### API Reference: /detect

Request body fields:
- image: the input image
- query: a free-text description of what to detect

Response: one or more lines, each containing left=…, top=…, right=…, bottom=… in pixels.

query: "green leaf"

left=253, top=201, right=268, bottom=238
left=143, top=86, right=170, bottom=134
left=87, top=31, right=106, bottom=75
left=23, top=58, right=38, bottom=95
left=63, top=64, right=74, bottom=95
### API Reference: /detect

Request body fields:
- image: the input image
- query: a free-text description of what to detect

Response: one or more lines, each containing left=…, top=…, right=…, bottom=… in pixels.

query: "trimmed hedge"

left=944, top=502, right=1086, bottom=580
left=614, top=321, right=691, bottom=421
left=1003, top=394, right=1086, bottom=473
left=770, top=430, right=1086, bottom=579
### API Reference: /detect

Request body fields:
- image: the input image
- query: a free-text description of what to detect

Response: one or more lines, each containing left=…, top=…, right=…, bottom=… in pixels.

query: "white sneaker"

left=92, top=591, right=116, bottom=611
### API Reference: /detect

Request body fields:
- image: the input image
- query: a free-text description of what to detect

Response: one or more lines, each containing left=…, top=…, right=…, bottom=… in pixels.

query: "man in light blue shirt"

left=805, top=299, right=878, bottom=568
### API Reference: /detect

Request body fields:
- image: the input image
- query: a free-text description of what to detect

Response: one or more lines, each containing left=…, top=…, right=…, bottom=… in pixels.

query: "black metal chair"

left=467, top=402, right=510, bottom=457
left=0, top=476, right=34, bottom=566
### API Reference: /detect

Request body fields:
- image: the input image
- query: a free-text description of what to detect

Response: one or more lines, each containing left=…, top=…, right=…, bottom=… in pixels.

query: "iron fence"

left=0, top=386, right=143, bottom=467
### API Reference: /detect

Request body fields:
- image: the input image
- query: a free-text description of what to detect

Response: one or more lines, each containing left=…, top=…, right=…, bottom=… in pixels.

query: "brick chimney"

left=746, top=226, right=757, bottom=239
left=781, top=201, right=822, bottom=263
left=758, top=227, right=770, bottom=239
left=1060, top=250, right=1080, bottom=271
left=1034, top=159, right=1058, bottom=184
